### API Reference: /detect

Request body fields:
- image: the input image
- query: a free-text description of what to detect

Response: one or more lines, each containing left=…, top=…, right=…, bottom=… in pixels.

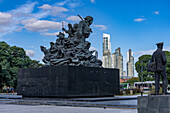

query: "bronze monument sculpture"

left=17, top=15, right=120, bottom=97
left=148, top=42, right=167, bottom=95
left=40, top=15, right=102, bottom=67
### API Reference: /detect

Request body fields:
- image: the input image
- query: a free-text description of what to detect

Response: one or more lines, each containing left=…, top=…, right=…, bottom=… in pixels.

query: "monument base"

left=17, top=66, right=119, bottom=98
left=138, top=95, right=170, bottom=113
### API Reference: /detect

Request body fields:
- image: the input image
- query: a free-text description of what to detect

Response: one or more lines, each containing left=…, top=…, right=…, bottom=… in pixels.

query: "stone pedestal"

left=138, top=95, right=170, bottom=113
left=17, top=65, right=120, bottom=97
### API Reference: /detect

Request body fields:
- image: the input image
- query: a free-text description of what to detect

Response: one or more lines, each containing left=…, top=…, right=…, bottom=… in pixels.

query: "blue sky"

left=0, top=0, right=170, bottom=76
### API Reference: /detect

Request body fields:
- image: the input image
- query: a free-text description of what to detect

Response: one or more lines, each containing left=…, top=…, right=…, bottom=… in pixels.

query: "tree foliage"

left=135, top=55, right=154, bottom=81
left=165, top=51, right=170, bottom=84
left=126, top=77, right=139, bottom=84
left=135, top=51, right=170, bottom=83
left=0, top=41, right=43, bottom=88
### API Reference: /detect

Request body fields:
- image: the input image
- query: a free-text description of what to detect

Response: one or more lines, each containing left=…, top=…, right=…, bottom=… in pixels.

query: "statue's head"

left=84, top=16, right=93, bottom=25
left=40, top=46, right=45, bottom=51
left=73, top=23, right=78, bottom=29
left=156, top=42, right=164, bottom=49
left=57, top=32, right=65, bottom=38
left=68, top=23, right=72, bottom=28
left=50, top=42, right=54, bottom=46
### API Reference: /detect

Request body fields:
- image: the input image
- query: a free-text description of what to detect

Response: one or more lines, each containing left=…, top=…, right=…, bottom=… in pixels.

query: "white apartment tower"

left=127, top=49, right=134, bottom=78
left=102, top=33, right=111, bottom=68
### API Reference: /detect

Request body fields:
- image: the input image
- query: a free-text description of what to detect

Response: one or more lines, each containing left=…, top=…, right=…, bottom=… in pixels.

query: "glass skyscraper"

left=127, top=49, right=134, bottom=78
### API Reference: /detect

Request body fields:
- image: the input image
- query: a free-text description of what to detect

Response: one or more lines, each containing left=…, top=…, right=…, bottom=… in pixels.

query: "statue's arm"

left=162, top=51, right=167, bottom=65
left=90, top=28, right=92, bottom=33
left=62, top=28, right=69, bottom=33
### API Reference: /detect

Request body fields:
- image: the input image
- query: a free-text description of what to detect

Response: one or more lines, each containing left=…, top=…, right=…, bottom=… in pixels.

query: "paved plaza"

left=0, top=104, right=137, bottom=113
left=0, top=94, right=140, bottom=113
left=0, top=94, right=141, bottom=109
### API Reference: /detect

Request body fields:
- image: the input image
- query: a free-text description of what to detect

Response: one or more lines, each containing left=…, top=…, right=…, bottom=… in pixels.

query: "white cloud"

left=0, top=29, right=7, bottom=32
left=51, top=7, right=69, bottom=16
left=14, top=27, right=23, bottom=32
left=32, top=11, right=50, bottom=20
left=21, top=18, right=37, bottom=25
left=38, top=4, right=69, bottom=17
left=26, top=50, right=35, bottom=57
left=0, top=2, right=38, bottom=37
left=66, top=16, right=81, bottom=21
left=22, top=19, right=62, bottom=32
left=41, top=32, right=59, bottom=36
left=133, top=49, right=155, bottom=56
left=10, top=2, right=37, bottom=15
left=0, top=12, right=12, bottom=26
left=56, top=0, right=69, bottom=6
left=90, top=47, right=97, bottom=51
left=68, top=0, right=80, bottom=8
left=153, top=11, right=159, bottom=15
left=94, top=25, right=107, bottom=30
left=55, top=0, right=80, bottom=8
left=69, top=3, right=79, bottom=8
left=0, top=26, right=17, bottom=37
left=0, top=1, right=74, bottom=37
left=90, top=0, right=95, bottom=3
left=164, top=46, right=170, bottom=51
left=38, top=4, right=52, bottom=9
left=134, top=18, right=146, bottom=22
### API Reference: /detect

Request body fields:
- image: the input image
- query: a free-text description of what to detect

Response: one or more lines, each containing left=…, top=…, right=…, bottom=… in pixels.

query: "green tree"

left=135, top=55, right=154, bottom=82
left=0, top=41, right=11, bottom=88
left=0, top=65, right=3, bottom=88
left=29, top=60, right=44, bottom=68
left=165, top=51, right=170, bottom=84
left=0, top=41, right=43, bottom=89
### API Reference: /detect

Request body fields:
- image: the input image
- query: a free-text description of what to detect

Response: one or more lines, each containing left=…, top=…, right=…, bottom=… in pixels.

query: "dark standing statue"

left=149, top=42, right=167, bottom=95
left=40, top=15, right=102, bottom=67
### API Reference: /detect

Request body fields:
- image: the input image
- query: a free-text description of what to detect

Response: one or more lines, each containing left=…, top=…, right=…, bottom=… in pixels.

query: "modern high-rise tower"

left=103, top=33, right=111, bottom=52
left=102, top=33, right=111, bottom=68
left=112, top=47, right=123, bottom=77
left=127, top=49, right=134, bottom=78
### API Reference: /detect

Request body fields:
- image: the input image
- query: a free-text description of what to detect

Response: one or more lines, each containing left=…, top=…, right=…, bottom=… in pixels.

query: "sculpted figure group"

left=40, top=16, right=102, bottom=67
